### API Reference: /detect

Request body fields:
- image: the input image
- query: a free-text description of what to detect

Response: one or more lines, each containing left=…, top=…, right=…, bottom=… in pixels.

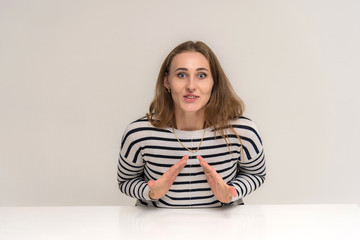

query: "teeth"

left=187, top=96, right=196, bottom=99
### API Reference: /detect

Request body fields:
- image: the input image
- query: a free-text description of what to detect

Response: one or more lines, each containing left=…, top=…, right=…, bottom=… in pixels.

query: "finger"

left=229, top=186, right=237, bottom=197
left=161, top=155, right=188, bottom=185
left=197, top=155, right=213, bottom=173
left=165, top=155, right=188, bottom=177
left=170, top=155, right=189, bottom=172
left=197, top=155, right=211, bottom=170
left=177, top=155, right=189, bottom=168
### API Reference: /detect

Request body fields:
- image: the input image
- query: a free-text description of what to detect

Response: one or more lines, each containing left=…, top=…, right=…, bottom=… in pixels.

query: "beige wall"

left=0, top=0, right=359, bottom=206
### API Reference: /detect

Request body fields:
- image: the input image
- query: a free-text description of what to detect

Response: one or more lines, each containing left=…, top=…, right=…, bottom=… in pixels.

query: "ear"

left=164, top=73, right=170, bottom=89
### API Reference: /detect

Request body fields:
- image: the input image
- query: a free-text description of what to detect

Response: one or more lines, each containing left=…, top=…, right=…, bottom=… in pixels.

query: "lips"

left=184, top=94, right=199, bottom=102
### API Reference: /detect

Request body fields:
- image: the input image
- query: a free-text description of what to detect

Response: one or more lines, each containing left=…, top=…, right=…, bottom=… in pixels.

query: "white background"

left=0, top=0, right=359, bottom=206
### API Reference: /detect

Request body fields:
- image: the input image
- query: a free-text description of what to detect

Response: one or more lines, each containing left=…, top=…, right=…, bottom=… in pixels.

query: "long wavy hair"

left=147, top=41, right=245, bottom=150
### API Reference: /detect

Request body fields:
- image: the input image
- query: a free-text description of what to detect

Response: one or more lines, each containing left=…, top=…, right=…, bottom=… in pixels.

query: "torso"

left=120, top=116, right=262, bottom=208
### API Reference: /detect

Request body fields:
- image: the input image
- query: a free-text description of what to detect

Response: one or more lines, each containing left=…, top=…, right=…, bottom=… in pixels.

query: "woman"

left=117, top=41, right=266, bottom=208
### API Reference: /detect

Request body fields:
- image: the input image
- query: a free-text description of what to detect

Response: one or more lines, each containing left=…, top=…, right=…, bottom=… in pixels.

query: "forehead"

left=170, top=52, right=210, bottom=70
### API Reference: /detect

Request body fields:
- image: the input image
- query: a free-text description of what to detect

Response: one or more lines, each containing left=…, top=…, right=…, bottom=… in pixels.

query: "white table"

left=0, top=204, right=359, bottom=240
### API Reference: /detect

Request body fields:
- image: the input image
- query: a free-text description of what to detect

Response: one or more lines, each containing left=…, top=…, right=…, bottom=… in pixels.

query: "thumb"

left=148, top=179, right=156, bottom=188
left=229, top=186, right=237, bottom=197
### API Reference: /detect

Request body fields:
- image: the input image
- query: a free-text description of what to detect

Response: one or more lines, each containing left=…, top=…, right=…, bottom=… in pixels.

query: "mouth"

left=184, top=94, right=199, bottom=102
left=185, top=95, right=198, bottom=99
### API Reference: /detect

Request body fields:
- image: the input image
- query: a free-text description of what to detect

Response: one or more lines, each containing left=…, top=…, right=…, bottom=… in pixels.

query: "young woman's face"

left=164, top=52, right=214, bottom=117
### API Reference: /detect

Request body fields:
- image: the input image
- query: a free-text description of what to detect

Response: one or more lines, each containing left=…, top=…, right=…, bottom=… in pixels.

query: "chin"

left=181, top=106, right=205, bottom=113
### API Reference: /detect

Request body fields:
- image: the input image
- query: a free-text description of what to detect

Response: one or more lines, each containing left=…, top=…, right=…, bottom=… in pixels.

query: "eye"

left=177, top=72, right=187, bottom=78
left=197, top=72, right=207, bottom=79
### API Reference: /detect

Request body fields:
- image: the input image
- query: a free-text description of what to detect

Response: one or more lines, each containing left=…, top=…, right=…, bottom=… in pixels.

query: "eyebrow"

left=175, top=67, right=209, bottom=72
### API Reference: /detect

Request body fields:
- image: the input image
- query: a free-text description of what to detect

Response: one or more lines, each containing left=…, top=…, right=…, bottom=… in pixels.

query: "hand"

left=197, top=155, right=237, bottom=203
left=148, top=155, right=188, bottom=200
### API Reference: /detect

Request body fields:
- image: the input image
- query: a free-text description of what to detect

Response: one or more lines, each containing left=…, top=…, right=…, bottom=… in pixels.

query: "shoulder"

left=231, top=116, right=259, bottom=131
left=125, top=116, right=153, bottom=131
left=124, top=116, right=172, bottom=133
left=121, top=116, right=171, bottom=146
left=230, top=116, right=263, bottom=144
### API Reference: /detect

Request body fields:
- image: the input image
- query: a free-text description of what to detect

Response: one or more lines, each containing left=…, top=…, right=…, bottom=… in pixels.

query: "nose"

left=186, top=75, right=196, bottom=91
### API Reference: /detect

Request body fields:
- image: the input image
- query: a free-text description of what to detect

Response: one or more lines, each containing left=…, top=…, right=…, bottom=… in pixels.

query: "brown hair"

left=147, top=41, right=245, bottom=149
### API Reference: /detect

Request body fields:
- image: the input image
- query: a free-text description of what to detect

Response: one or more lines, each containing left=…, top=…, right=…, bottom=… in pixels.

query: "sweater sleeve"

left=117, top=124, right=152, bottom=201
left=228, top=119, right=266, bottom=201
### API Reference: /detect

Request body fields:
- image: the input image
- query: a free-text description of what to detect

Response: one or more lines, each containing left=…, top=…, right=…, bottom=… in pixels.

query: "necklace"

left=172, top=126, right=206, bottom=153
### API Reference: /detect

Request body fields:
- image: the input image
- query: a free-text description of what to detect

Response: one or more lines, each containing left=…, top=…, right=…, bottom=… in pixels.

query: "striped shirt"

left=117, top=116, right=266, bottom=208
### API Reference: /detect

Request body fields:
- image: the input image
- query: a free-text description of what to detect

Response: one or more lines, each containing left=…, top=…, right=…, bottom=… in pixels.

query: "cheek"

left=206, top=82, right=214, bottom=96
left=169, top=80, right=183, bottom=92
left=171, top=87, right=183, bottom=97
left=170, top=87, right=183, bottom=101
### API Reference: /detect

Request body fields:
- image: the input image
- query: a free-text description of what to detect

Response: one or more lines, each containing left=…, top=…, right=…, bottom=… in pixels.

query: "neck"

left=174, top=110, right=205, bottom=131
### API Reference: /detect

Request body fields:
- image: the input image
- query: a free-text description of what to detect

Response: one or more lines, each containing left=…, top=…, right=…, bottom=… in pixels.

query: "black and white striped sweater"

left=117, top=116, right=266, bottom=208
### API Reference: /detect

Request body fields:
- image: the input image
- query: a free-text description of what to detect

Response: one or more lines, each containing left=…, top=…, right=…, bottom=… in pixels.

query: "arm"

left=117, top=123, right=188, bottom=201
left=117, top=150, right=152, bottom=201
left=228, top=149, right=266, bottom=201
left=117, top=149, right=189, bottom=201
left=198, top=118, right=266, bottom=203
left=228, top=119, right=266, bottom=201
left=197, top=155, right=237, bottom=203
left=117, top=123, right=152, bottom=201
